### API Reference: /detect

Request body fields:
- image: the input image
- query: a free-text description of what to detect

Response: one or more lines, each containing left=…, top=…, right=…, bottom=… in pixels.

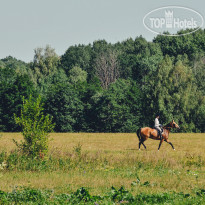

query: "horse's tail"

left=136, top=128, right=142, bottom=141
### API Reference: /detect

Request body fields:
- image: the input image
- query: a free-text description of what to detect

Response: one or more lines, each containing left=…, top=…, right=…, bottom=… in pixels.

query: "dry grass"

left=0, top=132, right=204, bottom=195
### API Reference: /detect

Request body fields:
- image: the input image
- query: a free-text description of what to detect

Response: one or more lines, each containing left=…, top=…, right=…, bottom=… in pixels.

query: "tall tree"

left=118, top=36, right=163, bottom=89
left=45, top=83, right=84, bottom=132
left=95, top=49, right=119, bottom=89
left=0, top=56, right=28, bottom=75
left=192, top=53, right=205, bottom=95
left=68, top=66, right=87, bottom=87
left=30, top=45, right=60, bottom=94
left=150, top=56, right=202, bottom=132
left=0, top=68, right=36, bottom=131
left=153, top=29, right=205, bottom=60
left=93, top=79, right=142, bottom=132
left=60, top=44, right=92, bottom=75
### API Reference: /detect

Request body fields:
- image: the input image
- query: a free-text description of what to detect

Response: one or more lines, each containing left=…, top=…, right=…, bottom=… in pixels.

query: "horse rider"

left=154, top=114, right=163, bottom=140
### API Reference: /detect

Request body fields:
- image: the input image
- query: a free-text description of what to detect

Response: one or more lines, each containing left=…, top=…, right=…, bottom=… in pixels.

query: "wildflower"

left=0, top=161, right=7, bottom=170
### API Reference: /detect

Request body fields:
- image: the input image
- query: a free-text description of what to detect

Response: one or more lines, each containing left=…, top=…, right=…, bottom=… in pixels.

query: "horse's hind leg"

left=139, top=141, right=142, bottom=150
left=165, top=139, right=175, bottom=150
left=158, top=139, right=164, bottom=151
left=139, top=140, right=146, bottom=150
left=142, top=142, right=146, bottom=149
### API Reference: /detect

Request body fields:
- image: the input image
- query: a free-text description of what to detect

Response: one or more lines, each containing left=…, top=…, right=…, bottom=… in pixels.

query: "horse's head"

left=170, top=120, right=180, bottom=129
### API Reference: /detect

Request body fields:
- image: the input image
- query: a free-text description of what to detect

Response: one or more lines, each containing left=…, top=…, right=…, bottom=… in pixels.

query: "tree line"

left=0, top=29, right=205, bottom=133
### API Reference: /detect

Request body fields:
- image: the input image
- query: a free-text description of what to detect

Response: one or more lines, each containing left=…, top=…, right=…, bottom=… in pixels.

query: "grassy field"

left=0, top=132, right=205, bottom=203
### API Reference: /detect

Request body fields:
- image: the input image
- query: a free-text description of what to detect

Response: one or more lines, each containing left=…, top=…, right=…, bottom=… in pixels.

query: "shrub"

left=14, top=95, right=54, bottom=158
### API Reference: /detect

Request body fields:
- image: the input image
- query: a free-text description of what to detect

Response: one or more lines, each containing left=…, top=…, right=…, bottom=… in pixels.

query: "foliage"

left=68, top=66, right=87, bottom=86
left=93, top=79, right=142, bottom=132
left=45, top=83, right=84, bottom=132
left=0, top=56, right=28, bottom=75
left=29, top=45, right=60, bottom=94
left=0, top=68, right=36, bottom=131
left=153, top=29, right=205, bottom=60
left=118, top=36, right=163, bottom=84
left=14, top=95, right=54, bottom=158
left=148, top=56, right=204, bottom=132
left=0, top=186, right=204, bottom=204
left=61, top=44, right=92, bottom=75
left=1, top=29, right=205, bottom=132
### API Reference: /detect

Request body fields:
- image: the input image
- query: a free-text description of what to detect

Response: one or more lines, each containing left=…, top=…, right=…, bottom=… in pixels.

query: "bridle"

left=163, top=123, right=175, bottom=130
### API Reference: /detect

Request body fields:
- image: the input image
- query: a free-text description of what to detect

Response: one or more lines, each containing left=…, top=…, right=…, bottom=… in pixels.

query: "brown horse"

left=136, top=120, right=180, bottom=151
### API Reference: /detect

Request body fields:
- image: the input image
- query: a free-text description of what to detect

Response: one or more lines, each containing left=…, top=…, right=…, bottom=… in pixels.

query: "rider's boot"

left=159, top=133, right=162, bottom=140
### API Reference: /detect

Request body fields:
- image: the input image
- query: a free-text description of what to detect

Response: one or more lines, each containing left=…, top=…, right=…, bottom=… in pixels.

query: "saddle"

left=153, top=127, right=163, bottom=138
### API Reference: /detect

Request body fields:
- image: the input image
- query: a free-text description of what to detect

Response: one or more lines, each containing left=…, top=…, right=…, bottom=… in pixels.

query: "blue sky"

left=0, top=0, right=204, bottom=62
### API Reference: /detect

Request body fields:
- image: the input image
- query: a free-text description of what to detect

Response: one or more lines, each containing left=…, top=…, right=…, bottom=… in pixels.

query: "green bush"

left=14, top=95, right=54, bottom=158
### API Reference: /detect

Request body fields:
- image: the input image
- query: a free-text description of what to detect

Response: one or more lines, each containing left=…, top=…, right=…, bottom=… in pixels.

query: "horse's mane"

left=163, top=122, right=172, bottom=129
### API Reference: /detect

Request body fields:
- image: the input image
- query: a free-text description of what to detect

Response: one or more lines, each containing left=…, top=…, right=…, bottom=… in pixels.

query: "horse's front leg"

left=165, top=139, right=175, bottom=150
left=158, top=139, right=164, bottom=151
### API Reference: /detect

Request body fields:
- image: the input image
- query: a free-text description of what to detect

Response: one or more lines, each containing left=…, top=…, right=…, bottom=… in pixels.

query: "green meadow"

left=0, top=133, right=204, bottom=204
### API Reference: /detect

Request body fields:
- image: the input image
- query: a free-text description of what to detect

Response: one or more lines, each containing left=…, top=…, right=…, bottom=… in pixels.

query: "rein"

left=163, top=124, right=173, bottom=130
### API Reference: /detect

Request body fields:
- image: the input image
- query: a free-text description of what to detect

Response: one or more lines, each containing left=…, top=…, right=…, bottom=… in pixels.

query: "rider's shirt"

left=155, top=118, right=160, bottom=127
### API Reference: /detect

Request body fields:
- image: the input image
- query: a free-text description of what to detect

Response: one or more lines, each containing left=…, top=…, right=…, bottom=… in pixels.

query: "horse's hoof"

left=158, top=150, right=159, bottom=151
left=139, top=149, right=140, bottom=151
left=174, top=149, right=175, bottom=151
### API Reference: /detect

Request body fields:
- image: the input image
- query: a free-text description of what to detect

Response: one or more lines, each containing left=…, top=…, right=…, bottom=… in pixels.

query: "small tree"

left=14, top=95, right=54, bottom=158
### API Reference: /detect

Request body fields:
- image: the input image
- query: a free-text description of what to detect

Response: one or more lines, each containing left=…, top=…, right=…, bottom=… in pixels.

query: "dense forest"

left=1, top=29, right=205, bottom=133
